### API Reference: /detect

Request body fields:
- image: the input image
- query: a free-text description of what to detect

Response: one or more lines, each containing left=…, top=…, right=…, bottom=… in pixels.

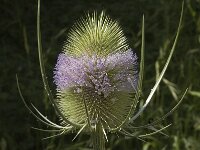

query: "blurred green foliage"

left=0, top=0, right=200, bottom=149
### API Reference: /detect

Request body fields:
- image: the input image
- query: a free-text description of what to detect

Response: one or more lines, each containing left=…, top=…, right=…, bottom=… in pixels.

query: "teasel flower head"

left=17, top=1, right=185, bottom=149
left=54, top=12, right=139, bottom=129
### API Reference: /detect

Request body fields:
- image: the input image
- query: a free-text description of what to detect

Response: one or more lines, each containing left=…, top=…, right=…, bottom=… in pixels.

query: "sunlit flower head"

left=53, top=12, right=139, bottom=129
left=18, top=1, right=185, bottom=149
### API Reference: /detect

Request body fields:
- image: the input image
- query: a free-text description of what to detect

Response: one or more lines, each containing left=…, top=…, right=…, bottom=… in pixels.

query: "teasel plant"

left=16, top=0, right=188, bottom=149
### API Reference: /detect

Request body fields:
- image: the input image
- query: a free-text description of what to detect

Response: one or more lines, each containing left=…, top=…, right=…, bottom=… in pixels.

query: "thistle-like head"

left=54, top=12, right=138, bottom=130
left=17, top=1, right=185, bottom=149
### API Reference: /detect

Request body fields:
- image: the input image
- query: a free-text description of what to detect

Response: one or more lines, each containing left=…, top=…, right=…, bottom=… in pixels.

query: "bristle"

left=63, top=12, right=129, bottom=57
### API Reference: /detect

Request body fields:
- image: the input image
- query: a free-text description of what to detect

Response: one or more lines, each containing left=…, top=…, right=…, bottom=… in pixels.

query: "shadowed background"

left=1, top=0, right=200, bottom=149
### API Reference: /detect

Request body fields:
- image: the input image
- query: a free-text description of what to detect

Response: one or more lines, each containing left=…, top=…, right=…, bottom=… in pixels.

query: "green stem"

left=92, top=124, right=105, bottom=150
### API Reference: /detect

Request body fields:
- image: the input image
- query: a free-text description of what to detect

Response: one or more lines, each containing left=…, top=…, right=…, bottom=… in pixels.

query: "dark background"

left=1, top=0, right=200, bottom=149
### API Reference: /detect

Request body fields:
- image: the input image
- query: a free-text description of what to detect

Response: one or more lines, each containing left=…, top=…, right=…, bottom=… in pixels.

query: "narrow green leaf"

left=130, top=1, right=184, bottom=121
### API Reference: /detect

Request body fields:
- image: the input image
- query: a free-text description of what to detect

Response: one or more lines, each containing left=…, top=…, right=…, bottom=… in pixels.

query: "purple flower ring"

left=54, top=49, right=138, bottom=128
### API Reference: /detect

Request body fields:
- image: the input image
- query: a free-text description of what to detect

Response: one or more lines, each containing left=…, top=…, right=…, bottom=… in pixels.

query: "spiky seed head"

left=54, top=12, right=138, bottom=130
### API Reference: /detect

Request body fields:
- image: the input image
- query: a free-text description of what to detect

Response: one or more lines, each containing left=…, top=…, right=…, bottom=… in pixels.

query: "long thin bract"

left=130, top=1, right=184, bottom=122
left=37, top=0, right=81, bottom=127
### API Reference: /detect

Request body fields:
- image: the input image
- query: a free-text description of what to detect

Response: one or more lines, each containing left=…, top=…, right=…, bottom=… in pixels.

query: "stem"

left=92, top=124, right=105, bottom=150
